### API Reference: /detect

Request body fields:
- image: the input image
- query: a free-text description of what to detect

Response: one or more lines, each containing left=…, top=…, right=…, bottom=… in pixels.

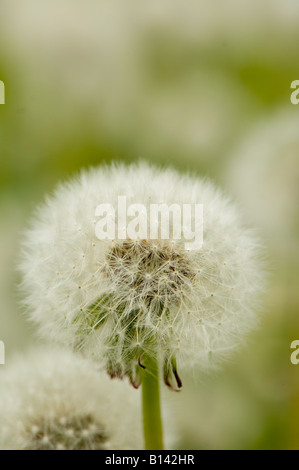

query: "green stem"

left=141, top=352, right=164, bottom=450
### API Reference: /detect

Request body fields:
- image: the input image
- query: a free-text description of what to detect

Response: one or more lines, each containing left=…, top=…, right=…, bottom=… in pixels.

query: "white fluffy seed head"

left=20, top=162, right=265, bottom=388
left=0, top=348, right=142, bottom=450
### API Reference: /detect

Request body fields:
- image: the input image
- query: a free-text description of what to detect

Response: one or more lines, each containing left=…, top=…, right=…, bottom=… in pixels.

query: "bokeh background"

left=1, top=0, right=299, bottom=450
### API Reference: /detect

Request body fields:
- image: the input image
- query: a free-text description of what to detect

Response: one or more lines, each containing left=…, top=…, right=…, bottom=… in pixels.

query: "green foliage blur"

left=0, top=0, right=298, bottom=450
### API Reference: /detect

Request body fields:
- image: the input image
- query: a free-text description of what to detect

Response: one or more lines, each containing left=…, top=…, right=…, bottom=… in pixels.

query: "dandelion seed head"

left=20, top=162, right=265, bottom=388
left=0, top=348, right=142, bottom=450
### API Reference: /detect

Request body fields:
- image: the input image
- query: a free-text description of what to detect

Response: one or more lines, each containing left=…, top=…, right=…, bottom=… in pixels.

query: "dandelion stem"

left=141, top=352, right=164, bottom=450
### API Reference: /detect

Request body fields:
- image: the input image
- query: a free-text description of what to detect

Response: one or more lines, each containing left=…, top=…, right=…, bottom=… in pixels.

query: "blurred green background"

left=0, top=0, right=299, bottom=450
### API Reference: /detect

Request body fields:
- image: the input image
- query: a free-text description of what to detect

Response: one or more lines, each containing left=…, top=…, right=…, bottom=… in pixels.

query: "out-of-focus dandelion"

left=5, top=0, right=297, bottom=163
left=20, top=162, right=264, bottom=449
left=0, top=348, right=142, bottom=450
left=226, top=109, right=299, bottom=260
